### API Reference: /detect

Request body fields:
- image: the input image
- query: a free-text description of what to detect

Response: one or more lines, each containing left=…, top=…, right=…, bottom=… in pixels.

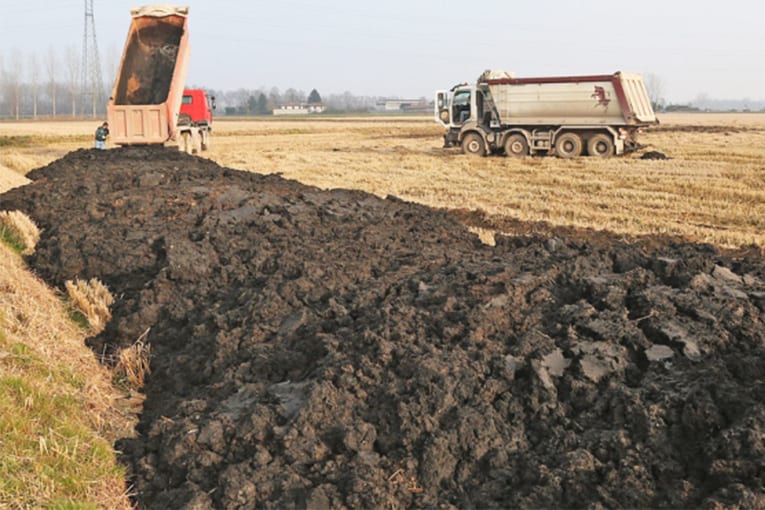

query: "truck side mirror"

left=211, top=96, right=216, bottom=110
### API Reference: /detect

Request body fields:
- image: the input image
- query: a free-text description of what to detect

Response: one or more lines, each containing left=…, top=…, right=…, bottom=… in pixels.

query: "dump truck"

left=435, top=70, right=658, bottom=157
left=178, top=88, right=215, bottom=153
left=107, top=5, right=213, bottom=153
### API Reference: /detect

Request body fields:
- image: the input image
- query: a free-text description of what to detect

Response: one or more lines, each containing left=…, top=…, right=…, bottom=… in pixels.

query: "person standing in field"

left=94, top=122, right=109, bottom=150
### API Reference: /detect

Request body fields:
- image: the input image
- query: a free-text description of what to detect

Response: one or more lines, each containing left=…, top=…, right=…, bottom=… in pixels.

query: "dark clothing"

left=95, top=126, right=109, bottom=141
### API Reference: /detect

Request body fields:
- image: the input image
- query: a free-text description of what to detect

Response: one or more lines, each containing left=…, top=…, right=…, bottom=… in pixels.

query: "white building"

left=273, top=103, right=326, bottom=116
left=376, top=99, right=430, bottom=112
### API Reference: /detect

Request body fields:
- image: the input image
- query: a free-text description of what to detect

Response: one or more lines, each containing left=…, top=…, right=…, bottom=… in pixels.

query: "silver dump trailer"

left=435, top=70, right=658, bottom=157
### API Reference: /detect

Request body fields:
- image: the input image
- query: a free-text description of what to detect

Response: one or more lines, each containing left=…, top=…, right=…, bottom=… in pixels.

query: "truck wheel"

left=461, top=133, right=486, bottom=157
left=180, top=132, right=192, bottom=155
left=587, top=134, right=614, bottom=157
left=555, top=132, right=582, bottom=158
left=181, top=131, right=194, bottom=154
left=504, top=134, right=529, bottom=158
left=201, top=132, right=209, bottom=151
left=191, top=131, right=201, bottom=154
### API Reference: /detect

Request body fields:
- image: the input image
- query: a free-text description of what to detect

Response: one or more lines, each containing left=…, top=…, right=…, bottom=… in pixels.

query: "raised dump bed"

left=107, top=5, right=190, bottom=146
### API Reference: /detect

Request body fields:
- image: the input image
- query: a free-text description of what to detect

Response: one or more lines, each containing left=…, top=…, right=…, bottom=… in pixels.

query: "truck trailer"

left=436, top=70, right=658, bottom=158
left=107, top=5, right=213, bottom=153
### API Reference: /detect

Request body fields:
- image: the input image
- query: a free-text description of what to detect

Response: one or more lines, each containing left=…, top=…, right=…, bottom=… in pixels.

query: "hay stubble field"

left=1, top=112, right=765, bottom=250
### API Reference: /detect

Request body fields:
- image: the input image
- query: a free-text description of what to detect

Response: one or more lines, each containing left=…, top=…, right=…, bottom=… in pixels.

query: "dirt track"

left=1, top=147, right=764, bottom=509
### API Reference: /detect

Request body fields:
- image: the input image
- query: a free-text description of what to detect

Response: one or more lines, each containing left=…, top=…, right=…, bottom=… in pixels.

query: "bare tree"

left=643, top=73, right=665, bottom=111
left=268, top=86, right=281, bottom=108
left=64, top=46, right=79, bottom=117
left=29, top=53, right=40, bottom=119
left=0, top=51, right=5, bottom=116
left=283, top=88, right=305, bottom=103
left=46, top=46, right=58, bottom=116
left=6, top=50, right=24, bottom=119
left=227, top=88, right=251, bottom=114
left=694, top=93, right=710, bottom=111
left=104, top=42, right=121, bottom=96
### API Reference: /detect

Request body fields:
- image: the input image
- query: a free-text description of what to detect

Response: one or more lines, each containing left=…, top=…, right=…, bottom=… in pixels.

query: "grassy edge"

left=0, top=242, right=134, bottom=509
left=0, top=225, right=25, bottom=254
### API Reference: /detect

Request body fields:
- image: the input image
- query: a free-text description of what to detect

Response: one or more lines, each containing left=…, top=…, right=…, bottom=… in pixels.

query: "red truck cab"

left=179, top=89, right=214, bottom=126
left=177, top=88, right=215, bottom=152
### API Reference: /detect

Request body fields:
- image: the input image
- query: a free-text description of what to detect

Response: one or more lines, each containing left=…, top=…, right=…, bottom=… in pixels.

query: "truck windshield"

left=452, top=90, right=471, bottom=124
left=453, top=91, right=470, bottom=106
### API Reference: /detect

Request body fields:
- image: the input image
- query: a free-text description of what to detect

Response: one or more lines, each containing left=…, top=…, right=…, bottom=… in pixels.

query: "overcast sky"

left=0, top=0, right=763, bottom=102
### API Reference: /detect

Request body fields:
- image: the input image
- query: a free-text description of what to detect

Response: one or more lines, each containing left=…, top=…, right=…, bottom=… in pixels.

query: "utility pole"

left=80, top=0, right=104, bottom=118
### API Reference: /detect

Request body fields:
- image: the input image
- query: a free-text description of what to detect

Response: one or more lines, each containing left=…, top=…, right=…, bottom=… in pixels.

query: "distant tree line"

left=11, top=51, right=759, bottom=120
left=0, top=47, right=391, bottom=119
left=0, top=47, right=118, bottom=119
left=207, top=87, right=386, bottom=116
left=642, top=73, right=765, bottom=114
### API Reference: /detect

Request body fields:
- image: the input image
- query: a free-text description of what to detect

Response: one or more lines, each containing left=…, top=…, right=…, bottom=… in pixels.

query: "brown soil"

left=645, top=125, right=763, bottom=134
left=2, top=147, right=764, bottom=509
left=639, top=150, right=670, bottom=160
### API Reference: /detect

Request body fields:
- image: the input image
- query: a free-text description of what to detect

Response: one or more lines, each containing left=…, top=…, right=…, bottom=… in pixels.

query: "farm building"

left=273, top=103, right=326, bottom=115
left=377, top=98, right=431, bottom=112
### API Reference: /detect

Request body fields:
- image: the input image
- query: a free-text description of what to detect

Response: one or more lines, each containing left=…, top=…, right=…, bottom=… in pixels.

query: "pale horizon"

left=0, top=0, right=763, bottom=104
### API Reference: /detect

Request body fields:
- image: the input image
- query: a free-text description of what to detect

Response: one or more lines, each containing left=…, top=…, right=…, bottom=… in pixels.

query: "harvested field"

left=3, top=113, right=765, bottom=249
left=0, top=163, right=29, bottom=192
left=1, top=144, right=764, bottom=508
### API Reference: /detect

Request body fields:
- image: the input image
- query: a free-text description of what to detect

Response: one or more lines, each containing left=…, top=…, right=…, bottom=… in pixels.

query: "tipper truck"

left=436, top=70, right=658, bottom=158
left=178, top=88, right=215, bottom=153
left=107, top=5, right=214, bottom=153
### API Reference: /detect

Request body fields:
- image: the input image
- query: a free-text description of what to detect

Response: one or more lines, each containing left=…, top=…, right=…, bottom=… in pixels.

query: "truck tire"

left=180, top=132, right=192, bottom=155
left=201, top=130, right=210, bottom=151
left=555, top=132, right=583, bottom=158
left=504, top=134, right=529, bottom=158
left=461, top=133, right=486, bottom=157
left=587, top=133, right=614, bottom=157
left=192, top=131, right=201, bottom=154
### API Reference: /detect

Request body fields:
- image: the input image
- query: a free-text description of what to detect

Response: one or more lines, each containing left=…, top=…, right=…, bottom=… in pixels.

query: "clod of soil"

left=640, top=150, right=670, bottom=160
left=2, top=147, right=764, bottom=509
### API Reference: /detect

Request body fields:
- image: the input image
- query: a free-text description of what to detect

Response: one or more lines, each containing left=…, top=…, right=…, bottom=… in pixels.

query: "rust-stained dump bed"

left=113, top=16, right=185, bottom=106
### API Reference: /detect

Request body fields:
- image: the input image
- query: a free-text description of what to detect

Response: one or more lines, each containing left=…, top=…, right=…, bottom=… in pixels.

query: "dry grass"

left=116, top=330, right=152, bottom=390
left=2, top=113, right=765, bottom=251
left=64, top=278, right=115, bottom=335
left=0, top=120, right=93, bottom=175
left=0, top=162, right=29, bottom=192
left=468, top=226, right=497, bottom=246
left=0, top=210, right=40, bottom=255
left=118, top=347, right=151, bottom=389
left=0, top=244, right=133, bottom=509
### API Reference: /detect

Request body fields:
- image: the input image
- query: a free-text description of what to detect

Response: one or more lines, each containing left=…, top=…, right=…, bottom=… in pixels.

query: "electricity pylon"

left=80, top=0, right=104, bottom=118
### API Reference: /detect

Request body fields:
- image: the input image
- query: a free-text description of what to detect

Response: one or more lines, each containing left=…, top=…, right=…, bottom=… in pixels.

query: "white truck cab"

left=436, top=86, right=488, bottom=129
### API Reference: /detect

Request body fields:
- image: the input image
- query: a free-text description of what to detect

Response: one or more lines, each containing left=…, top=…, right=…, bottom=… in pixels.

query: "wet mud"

left=646, top=125, right=763, bottom=134
left=639, top=150, right=670, bottom=160
left=1, top=147, right=764, bottom=509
